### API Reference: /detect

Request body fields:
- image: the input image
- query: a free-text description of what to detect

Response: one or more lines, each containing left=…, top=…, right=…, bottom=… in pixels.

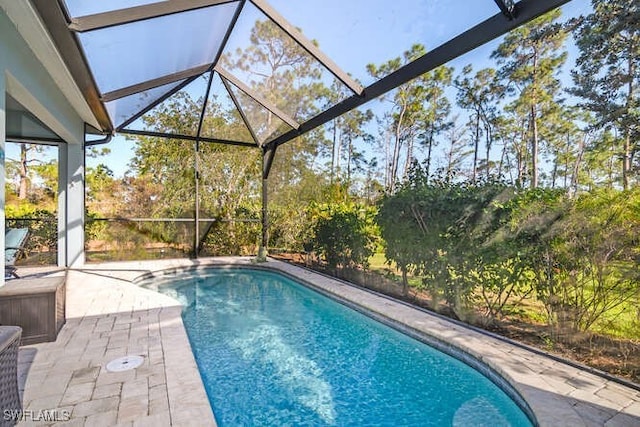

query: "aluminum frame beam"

left=119, top=129, right=257, bottom=148
left=262, top=145, right=277, bottom=180
left=216, top=66, right=300, bottom=130
left=264, top=0, right=571, bottom=151
left=115, top=76, right=200, bottom=131
left=101, top=64, right=211, bottom=102
left=68, top=0, right=238, bottom=32
left=250, top=0, right=364, bottom=97
left=220, top=76, right=261, bottom=145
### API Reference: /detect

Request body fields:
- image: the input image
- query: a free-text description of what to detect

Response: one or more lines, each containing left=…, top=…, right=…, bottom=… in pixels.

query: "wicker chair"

left=0, top=326, right=22, bottom=427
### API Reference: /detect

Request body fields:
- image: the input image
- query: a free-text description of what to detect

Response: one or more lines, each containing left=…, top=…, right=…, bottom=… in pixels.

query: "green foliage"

left=546, top=188, right=640, bottom=332
left=378, top=166, right=640, bottom=334
left=493, top=187, right=640, bottom=334
left=195, top=203, right=261, bottom=257
left=378, top=170, right=515, bottom=317
left=84, top=210, right=107, bottom=243
left=268, top=204, right=311, bottom=252
left=308, top=202, right=379, bottom=269
left=85, top=163, right=114, bottom=202
left=497, top=188, right=572, bottom=327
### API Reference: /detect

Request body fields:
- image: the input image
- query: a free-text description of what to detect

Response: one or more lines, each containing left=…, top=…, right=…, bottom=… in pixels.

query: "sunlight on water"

left=145, top=269, right=533, bottom=426
left=453, top=396, right=510, bottom=427
left=231, top=324, right=337, bottom=424
left=162, top=287, right=190, bottom=307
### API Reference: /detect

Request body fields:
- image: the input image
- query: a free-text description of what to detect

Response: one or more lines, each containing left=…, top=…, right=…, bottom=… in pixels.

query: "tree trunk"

left=623, top=132, right=630, bottom=190
left=403, top=132, right=414, bottom=180
left=401, top=266, right=409, bottom=296
left=390, top=105, right=407, bottom=192
left=530, top=49, right=540, bottom=189
left=622, top=58, right=634, bottom=190
left=516, top=124, right=527, bottom=188
left=384, top=128, right=392, bottom=192
left=485, top=123, right=492, bottom=180
left=499, top=140, right=507, bottom=182
left=19, top=143, right=29, bottom=199
left=530, top=104, right=539, bottom=189
left=472, top=113, right=480, bottom=183
left=346, top=137, right=352, bottom=184
left=563, top=133, right=570, bottom=189
left=570, top=134, right=585, bottom=191
left=446, top=128, right=455, bottom=180
left=425, top=127, right=434, bottom=185
left=330, top=119, right=337, bottom=182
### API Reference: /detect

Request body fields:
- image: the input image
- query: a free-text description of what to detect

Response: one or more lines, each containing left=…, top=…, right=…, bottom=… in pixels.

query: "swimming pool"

left=144, top=267, right=533, bottom=426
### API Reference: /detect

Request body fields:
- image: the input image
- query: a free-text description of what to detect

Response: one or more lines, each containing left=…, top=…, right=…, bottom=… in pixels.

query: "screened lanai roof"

left=32, top=0, right=570, bottom=154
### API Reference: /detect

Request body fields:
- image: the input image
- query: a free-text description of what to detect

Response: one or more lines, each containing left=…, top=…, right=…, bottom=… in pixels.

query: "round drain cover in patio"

left=106, top=355, right=144, bottom=372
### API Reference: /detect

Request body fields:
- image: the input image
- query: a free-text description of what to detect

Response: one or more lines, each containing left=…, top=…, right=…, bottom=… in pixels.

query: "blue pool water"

left=145, top=268, right=533, bottom=426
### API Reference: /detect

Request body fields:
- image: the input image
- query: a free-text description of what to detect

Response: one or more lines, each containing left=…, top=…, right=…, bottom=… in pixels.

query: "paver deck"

left=11, top=257, right=640, bottom=426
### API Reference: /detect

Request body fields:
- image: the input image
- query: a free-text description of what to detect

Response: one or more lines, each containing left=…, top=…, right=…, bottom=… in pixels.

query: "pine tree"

left=569, top=0, right=640, bottom=189
left=492, top=9, right=568, bottom=188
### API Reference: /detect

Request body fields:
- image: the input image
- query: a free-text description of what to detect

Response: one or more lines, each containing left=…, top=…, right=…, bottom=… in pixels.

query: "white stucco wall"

left=1, top=6, right=89, bottom=274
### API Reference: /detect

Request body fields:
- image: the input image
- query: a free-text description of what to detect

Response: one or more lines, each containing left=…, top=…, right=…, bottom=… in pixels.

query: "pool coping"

left=16, top=257, right=640, bottom=426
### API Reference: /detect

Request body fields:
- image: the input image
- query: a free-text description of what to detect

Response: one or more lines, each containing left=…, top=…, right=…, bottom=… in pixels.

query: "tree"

left=367, top=44, right=429, bottom=193
left=581, top=128, right=620, bottom=189
left=338, top=108, right=374, bottom=187
left=221, top=19, right=327, bottom=139
left=5, top=143, right=47, bottom=200
left=378, top=170, right=518, bottom=319
left=455, top=65, right=503, bottom=182
left=217, top=19, right=354, bottom=251
left=569, top=0, right=640, bottom=189
left=418, top=64, right=453, bottom=184
left=544, top=106, right=592, bottom=192
left=130, top=91, right=200, bottom=219
left=440, top=119, right=469, bottom=182
left=492, top=9, right=568, bottom=188
left=557, top=189, right=640, bottom=332
left=309, top=202, right=378, bottom=269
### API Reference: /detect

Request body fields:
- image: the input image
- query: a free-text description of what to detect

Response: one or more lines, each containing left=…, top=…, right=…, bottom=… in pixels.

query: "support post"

left=192, top=72, right=214, bottom=258
left=257, top=146, right=276, bottom=262
left=257, top=172, right=268, bottom=261
left=57, top=143, right=67, bottom=266
left=194, top=140, right=199, bottom=258
left=65, top=142, right=85, bottom=266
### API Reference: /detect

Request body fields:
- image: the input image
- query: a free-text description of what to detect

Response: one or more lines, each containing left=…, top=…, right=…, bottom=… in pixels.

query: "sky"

left=7, top=0, right=594, bottom=180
